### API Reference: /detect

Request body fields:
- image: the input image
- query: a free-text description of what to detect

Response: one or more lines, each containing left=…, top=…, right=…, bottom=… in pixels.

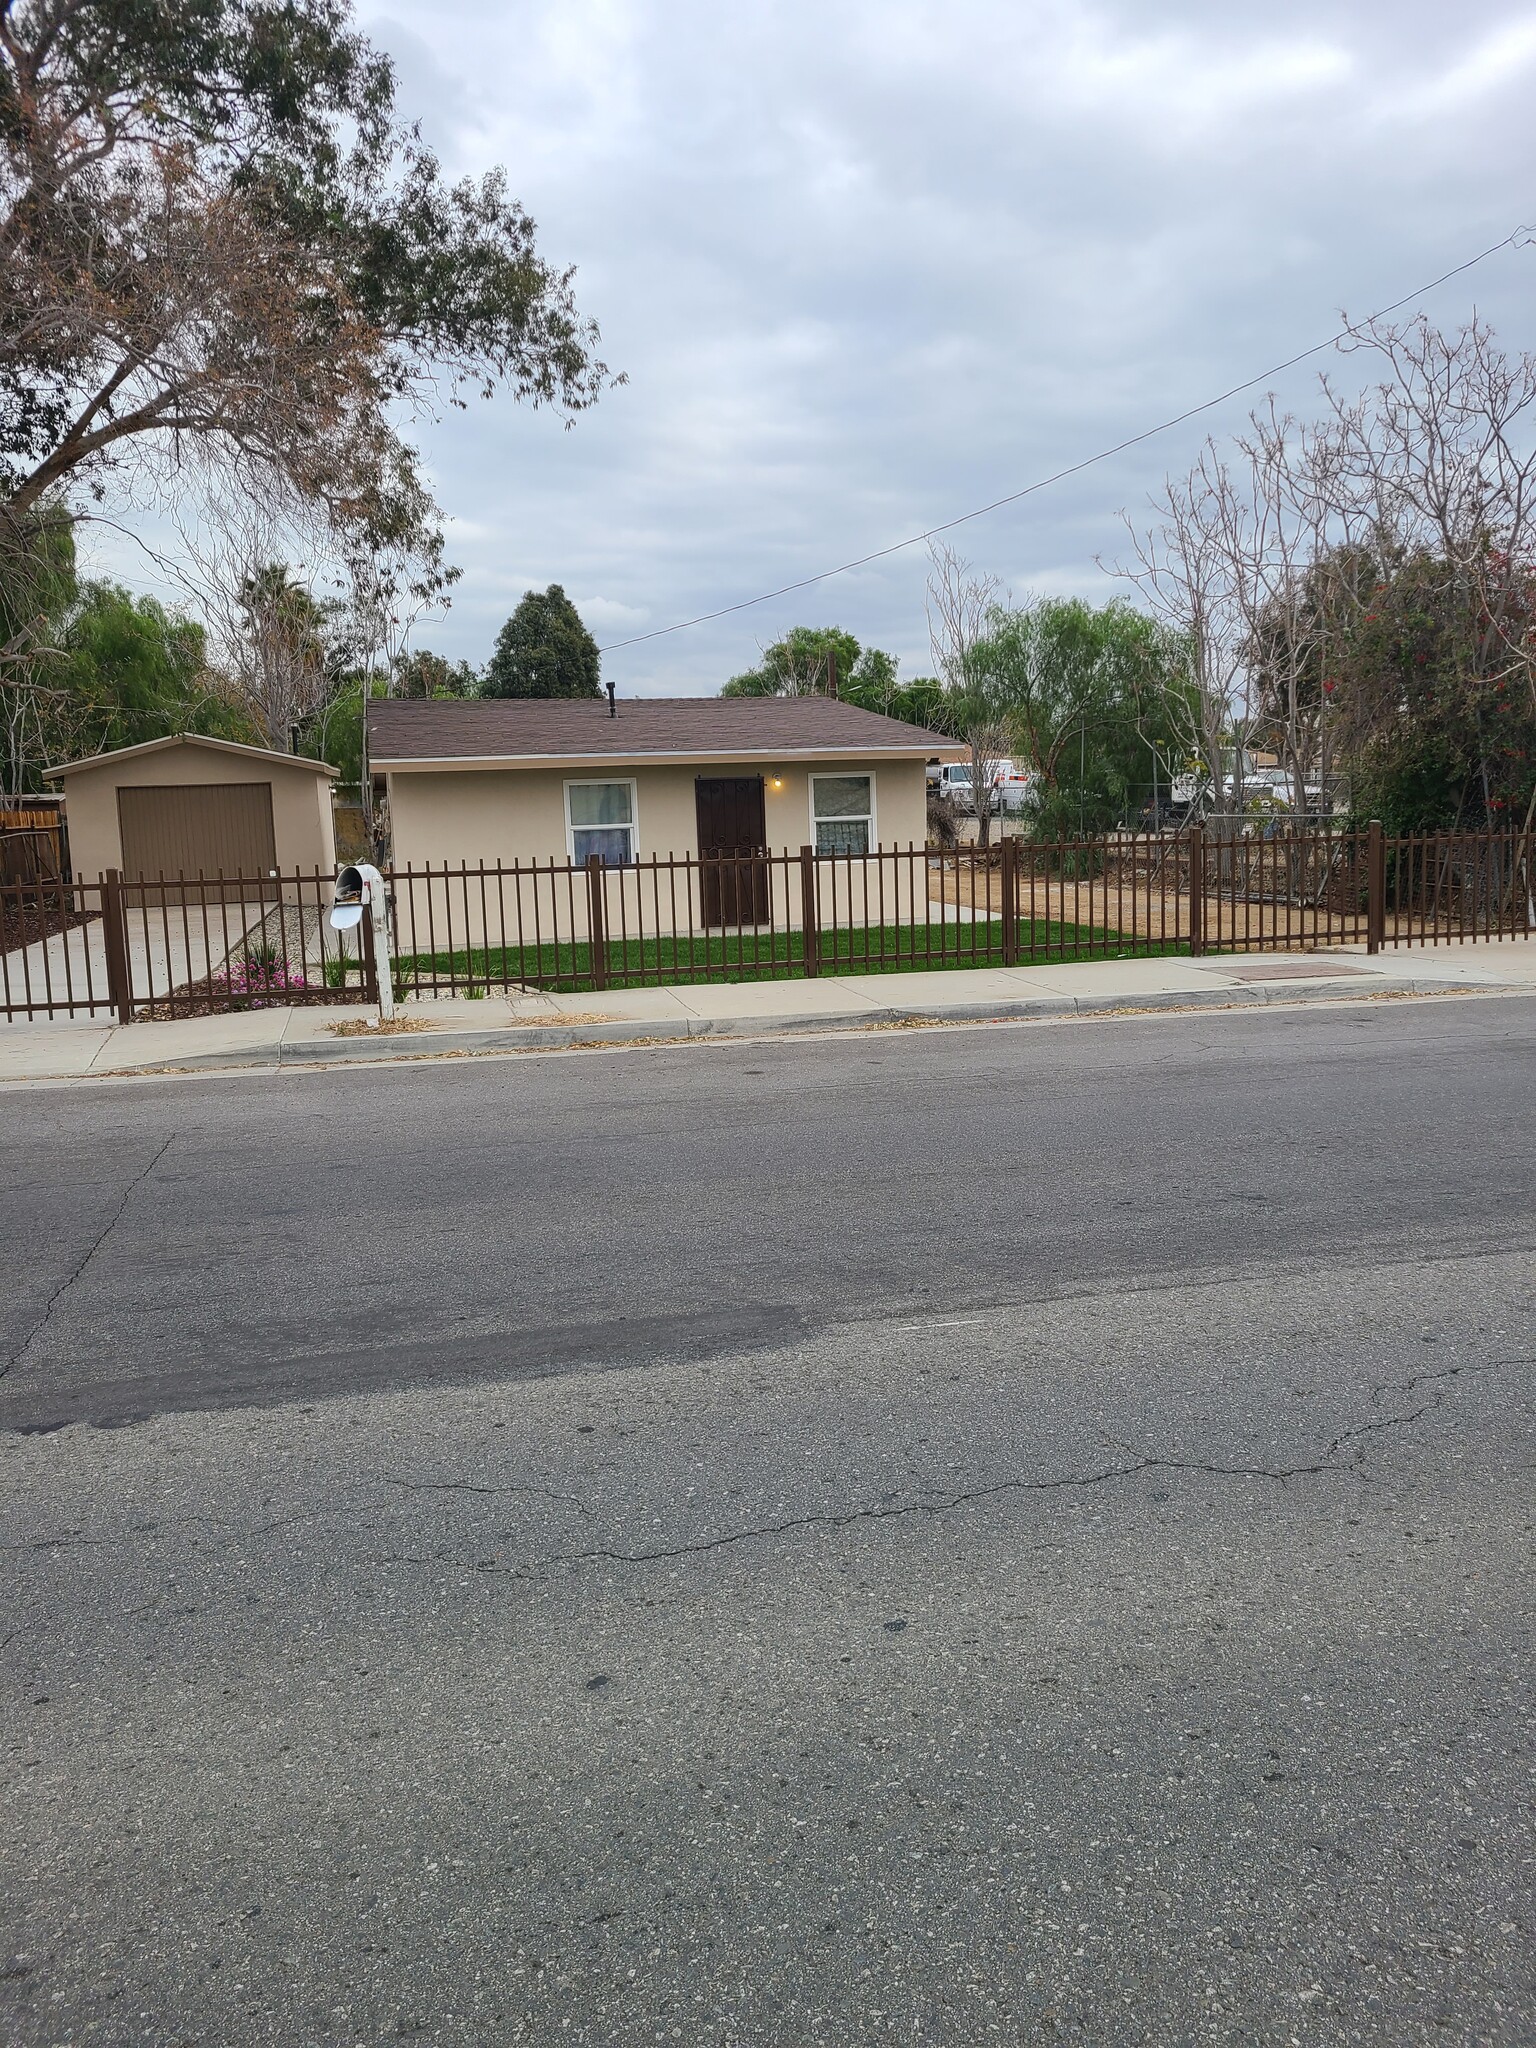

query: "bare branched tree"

left=1, top=658, right=66, bottom=791
left=925, top=541, right=1000, bottom=695
left=1315, top=314, right=1536, bottom=722
left=1220, top=404, right=1337, bottom=808
left=170, top=498, right=329, bottom=747
left=1119, top=315, right=1536, bottom=833
left=169, top=481, right=444, bottom=762
left=963, top=718, right=1011, bottom=851
left=1117, top=457, right=1252, bottom=822
left=0, top=497, right=72, bottom=785
left=926, top=542, right=1005, bottom=842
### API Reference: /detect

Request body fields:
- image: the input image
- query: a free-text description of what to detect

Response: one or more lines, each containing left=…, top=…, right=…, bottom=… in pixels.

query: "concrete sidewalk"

left=3, top=937, right=1533, bottom=1082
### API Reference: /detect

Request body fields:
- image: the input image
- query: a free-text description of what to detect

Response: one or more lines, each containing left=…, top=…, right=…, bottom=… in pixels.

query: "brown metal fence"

left=1383, top=828, right=1536, bottom=945
left=0, top=868, right=370, bottom=1022
left=1, top=875, right=110, bottom=1018
left=2, top=825, right=1532, bottom=1021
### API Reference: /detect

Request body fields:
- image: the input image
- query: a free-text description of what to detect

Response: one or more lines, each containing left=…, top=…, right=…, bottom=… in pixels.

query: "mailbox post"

left=330, top=863, right=396, bottom=1021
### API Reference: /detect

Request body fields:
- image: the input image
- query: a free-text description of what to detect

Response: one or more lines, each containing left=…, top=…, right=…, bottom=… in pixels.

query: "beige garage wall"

left=386, top=756, right=928, bottom=867
left=60, top=743, right=336, bottom=881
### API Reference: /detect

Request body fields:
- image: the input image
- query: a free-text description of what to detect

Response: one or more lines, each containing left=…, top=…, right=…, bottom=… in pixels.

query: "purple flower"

left=212, top=954, right=309, bottom=1011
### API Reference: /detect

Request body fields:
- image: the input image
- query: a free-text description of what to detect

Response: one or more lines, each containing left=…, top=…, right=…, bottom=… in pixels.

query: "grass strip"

left=371, top=918, right=1188, bottom=997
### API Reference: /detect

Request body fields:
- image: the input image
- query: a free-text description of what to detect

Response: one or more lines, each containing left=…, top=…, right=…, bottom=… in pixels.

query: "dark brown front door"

left=695, top=776, right=769, bottom=926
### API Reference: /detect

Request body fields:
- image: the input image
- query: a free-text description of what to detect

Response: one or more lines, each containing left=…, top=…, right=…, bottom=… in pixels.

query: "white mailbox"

left=330, top=863, right=396, bottom=1020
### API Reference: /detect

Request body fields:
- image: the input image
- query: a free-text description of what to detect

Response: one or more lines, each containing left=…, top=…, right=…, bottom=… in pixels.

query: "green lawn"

left=382, top=917, right=1187, bottom=996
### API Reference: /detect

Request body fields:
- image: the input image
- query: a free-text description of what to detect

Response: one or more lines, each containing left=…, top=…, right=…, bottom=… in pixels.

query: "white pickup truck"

left=928, top=760, right=1038, bottom=814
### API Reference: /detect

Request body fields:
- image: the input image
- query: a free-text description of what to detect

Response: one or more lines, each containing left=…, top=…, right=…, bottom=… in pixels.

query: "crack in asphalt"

left=1324, top=1362, right=1490, bottom=1461
left=561, top=1357, right=1519, bottom=1573
left=384, top=1475, right=595, bottom=1517
left=351, top=1452, right=1350, bottom=1579
left=1, top=1477, right=596, bottom=1559
left=5, top=1356, right=1516, bottom=1575
left=0, top=1529, right=106, bottom=1552
left=390, top=1358, right=1508, bottom=1577
left=1, top=1135, right=173, bottom=1382
left=562, top=1452, right=1347, bottom=1569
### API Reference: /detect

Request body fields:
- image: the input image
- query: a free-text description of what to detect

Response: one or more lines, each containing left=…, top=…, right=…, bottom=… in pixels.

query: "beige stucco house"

left=366, top=696, right=953, bottom=944
left=46, top=733, right=337, bottom=882
left=368, top=696, right=948, bottom=867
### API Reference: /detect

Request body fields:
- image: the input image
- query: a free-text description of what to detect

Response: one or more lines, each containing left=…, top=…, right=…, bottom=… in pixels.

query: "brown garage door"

left=117, top=783, right=277, bottom=886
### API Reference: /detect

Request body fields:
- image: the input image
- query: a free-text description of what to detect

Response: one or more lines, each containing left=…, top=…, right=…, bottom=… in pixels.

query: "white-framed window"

left=565, top=778, right=638, bottom=867
left=810, top=772, right=875, bottom=855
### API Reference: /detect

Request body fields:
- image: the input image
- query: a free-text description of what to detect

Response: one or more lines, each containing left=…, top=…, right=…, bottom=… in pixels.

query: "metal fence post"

left=586, top=852, right=609, bottom=990
left=100, top=868, right=133, bottom=1024
left=1187, top=824, right=1205, bottom=957
left=1367, top=819, right=1385, bottom=953
left=1000, top=833, right=1019, bottom=966
left=799, top=845, right=820, bottom=977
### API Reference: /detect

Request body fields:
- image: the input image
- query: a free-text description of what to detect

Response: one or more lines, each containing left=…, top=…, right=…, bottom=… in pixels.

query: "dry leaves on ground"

left=328, top=1016, right=436, bottom=1037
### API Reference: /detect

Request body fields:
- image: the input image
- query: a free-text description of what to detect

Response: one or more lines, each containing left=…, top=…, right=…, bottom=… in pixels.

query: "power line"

left=598, top=226, right=1531, bottom=655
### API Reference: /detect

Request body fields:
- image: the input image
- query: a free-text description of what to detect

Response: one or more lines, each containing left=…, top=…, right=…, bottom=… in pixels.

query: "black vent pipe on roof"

left=606, top=680, right=616, bottom=718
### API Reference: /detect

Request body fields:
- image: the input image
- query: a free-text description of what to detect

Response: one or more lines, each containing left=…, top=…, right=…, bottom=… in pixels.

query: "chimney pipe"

left=606, top=679, right=616, bottom=719
left=826, top=648, right=838, bottom=699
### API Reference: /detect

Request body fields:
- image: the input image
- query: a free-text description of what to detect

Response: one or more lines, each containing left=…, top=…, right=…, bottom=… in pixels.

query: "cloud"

left=209, top=2, right=1530, bottom=690
left=1378, top=16, right=1536, bottom=118
left=573, top=596, right=651, bottom=629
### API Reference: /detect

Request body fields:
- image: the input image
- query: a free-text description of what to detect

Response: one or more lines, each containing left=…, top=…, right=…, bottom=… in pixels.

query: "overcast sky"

left=116, top=0, right=1536, bottom=692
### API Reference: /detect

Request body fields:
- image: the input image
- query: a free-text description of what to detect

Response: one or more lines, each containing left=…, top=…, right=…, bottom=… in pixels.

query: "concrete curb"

left=71, top=971, right=1511, bottom=1077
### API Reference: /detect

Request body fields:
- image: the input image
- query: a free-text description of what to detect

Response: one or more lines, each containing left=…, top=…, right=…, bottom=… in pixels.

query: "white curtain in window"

left=568, top=782, right=636, bottom=866
left=569, top=783, right=634, bottom=828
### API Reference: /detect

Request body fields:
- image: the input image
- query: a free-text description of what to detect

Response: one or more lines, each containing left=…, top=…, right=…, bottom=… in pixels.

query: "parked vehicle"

left=928, top=759, right=1038, bottom=815
left=994, top=762, right=1039, bottom=815
left=930, top=762, right=989, bottom=811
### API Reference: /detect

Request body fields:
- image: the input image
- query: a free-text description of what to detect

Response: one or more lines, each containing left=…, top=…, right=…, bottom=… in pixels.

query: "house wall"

left=385, top=756, right=928, bottom=866
left=61, top=745, right=336, bottom=881
left=382, top=756, right=931, bottom=951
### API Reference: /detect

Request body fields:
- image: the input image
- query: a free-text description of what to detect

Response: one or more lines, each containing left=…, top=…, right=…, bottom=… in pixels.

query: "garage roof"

left=368, top=697, right=951, bottom=769
left=44, top=733, right=339, bottom=779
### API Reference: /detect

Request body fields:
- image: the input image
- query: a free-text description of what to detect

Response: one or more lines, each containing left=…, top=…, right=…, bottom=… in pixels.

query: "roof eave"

left=371, top=744, right=954, bottom=772
left=44, top=732, right=339, bottom=779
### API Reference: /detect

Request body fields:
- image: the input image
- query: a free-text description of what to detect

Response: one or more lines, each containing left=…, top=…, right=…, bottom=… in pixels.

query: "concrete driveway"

left=1, top=900, right=294, bottom=1022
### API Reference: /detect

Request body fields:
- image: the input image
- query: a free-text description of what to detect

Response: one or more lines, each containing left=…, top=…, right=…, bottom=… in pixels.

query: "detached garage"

left=46, top=734, right=338, bottom=884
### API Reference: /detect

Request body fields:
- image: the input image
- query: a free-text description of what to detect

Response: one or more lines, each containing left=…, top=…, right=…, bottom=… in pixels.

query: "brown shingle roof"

left=367, top=696, right=949, bottom=765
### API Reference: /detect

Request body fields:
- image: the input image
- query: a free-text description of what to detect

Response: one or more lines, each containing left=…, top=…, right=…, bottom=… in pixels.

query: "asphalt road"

left=2, top=996, right=1534, bottom=2046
